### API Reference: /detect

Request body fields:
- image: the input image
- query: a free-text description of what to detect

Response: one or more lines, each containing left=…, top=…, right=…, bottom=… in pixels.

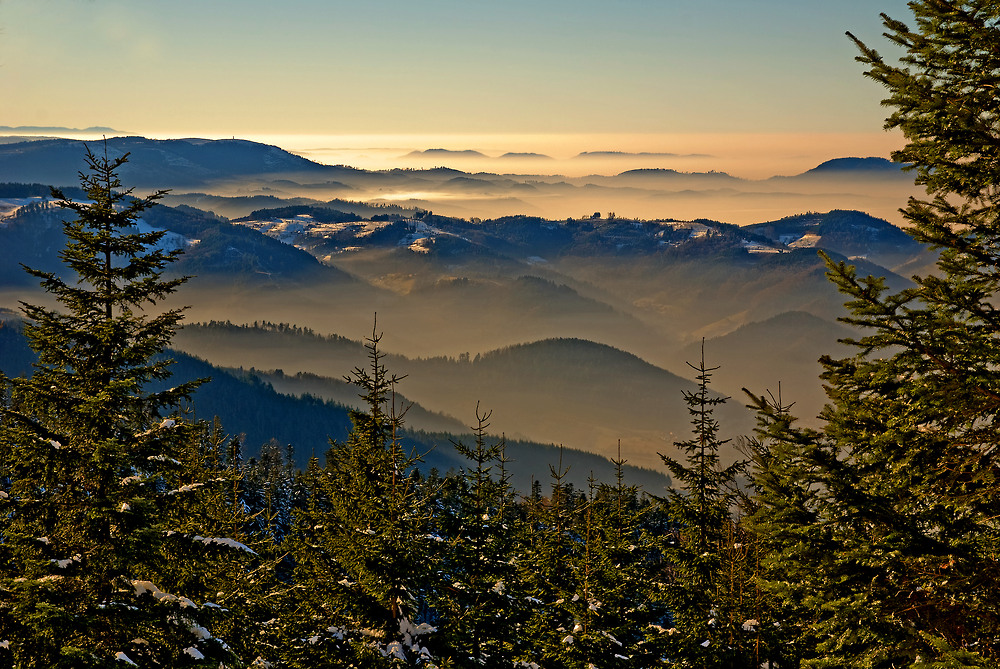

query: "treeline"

left=196, top=319, right=358, bottom=346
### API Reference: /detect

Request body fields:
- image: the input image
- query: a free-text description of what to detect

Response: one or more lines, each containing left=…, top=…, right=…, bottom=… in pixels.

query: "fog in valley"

left=0, top=133, right=929, bottom=475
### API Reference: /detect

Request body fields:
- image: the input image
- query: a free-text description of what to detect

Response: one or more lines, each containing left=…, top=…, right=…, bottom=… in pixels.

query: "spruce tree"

left=515, top=449, right=673, bottom=668
left=515, top=449, right=589, bottom=669
left=0, top=146, right=246, bottom=666
left=433, top=406, right=526, bottom=668
left=747, top=2, right=1000, bottom=665
left=658, top=348, right=758, bottom=668
left=565, top=455, right=674, bottom=668
left=277, top=327, right=439, bottom=667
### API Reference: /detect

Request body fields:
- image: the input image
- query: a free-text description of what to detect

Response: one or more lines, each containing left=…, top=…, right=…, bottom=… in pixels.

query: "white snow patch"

left=147, top=455, right=181, bottom=465
left=169, top=483, right=204, bottom=495
left=405, top=235, right=432, bottom=253
left=742, top=239, right=783, bottom=254
left=52, top=554, right=81, bottom=569
left=184, top=646, right=205, bottom=660
left=135, top=221, right=198, bottom=252
left=688, top=223, right=710, bottom=238
left=383, top=641, right=406, bottom=661
left=649, top=625, right=679, bottom=635
left=788, top=232, right=821, bottom=248
left=189, top=623, right=212, bottom=640
left=115, top=651, right=137, bottom=665
left=0, top=197, right=46, bottom=224
left=602, top=631, right=623, bottom=646
left=131, top=580, right=198, bottom=608
left=193, top=535, right=257, bottom=555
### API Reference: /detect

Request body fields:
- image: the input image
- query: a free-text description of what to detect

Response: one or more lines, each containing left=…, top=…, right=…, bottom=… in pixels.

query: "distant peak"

left=499, top=152, right=553, bottom=160
left=615, top=167, right=736, bottom=179
left=403, top=148, right=488, bottom=158
left=805, top=157, right=903, bottom=173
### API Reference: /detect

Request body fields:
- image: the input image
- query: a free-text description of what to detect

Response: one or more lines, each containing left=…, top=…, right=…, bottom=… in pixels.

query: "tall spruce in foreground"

left=748, top=2, right=1000, bottom=665
left=433, top=406, right=526, bottom=668
left=0, top=147, right=244, bottom=667
left=516, top=450, right=589, bottom=669
left=658, top=349, right=759, bottom=668
left=277, top=328, right=439, bottom=667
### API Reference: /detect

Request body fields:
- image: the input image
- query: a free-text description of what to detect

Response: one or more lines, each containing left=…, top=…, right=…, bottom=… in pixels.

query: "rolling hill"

left=0, top=319, right=668, bottom=492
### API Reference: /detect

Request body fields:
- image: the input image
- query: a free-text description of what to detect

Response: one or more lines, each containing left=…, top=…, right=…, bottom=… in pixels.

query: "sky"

left=1, top=0, right=914, bottom=173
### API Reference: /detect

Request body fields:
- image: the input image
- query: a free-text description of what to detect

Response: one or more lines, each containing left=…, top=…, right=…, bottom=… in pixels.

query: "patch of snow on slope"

left=0, top=197, right=46, bottom=225
left=788, top=232, right=821, bottom=248
left=742, top=239, right=783, bottom=254
left=135, top=221, right=199, bottom=251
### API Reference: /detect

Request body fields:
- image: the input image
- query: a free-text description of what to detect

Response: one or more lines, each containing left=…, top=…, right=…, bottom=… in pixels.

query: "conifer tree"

left=658, top=348, right=758, bottom=667
left=515, top=449, right=672, bottom=668
left=747, top=2, right=1000, bottom=664
left=515, top=449, right=589, bottom=668
left=163, top=420, right=280, bottom=665
left=0, top=147, right=246, bottom=667
left=563, top=454, right=674, bottom=668
left=433, top=406, right=526, bottom=668
left=277, top=327, right=439, bottom=667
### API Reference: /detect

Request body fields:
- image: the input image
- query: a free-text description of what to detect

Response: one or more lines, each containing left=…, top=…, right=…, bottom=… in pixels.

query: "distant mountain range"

left=0, top=136, right=908, bottom=187
left=0, top=136, right=936, bottom=472
left=0, top=125, right=121, bottom=134
left=0, top=135, right=918, bottom=225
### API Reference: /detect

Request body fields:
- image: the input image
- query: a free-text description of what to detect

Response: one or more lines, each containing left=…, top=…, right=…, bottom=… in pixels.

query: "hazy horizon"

left=0, top=128, right=905, bottom=179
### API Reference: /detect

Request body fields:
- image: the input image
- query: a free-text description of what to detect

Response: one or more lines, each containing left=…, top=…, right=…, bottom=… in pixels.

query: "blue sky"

left=2, top=0, right=913, bottom=138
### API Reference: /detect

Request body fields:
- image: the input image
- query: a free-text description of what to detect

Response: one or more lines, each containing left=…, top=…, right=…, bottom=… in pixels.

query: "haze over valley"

left=0, top=134, right=932, bottom=478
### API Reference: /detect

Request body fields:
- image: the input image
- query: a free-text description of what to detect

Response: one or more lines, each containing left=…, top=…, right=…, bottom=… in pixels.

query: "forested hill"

left=0, top=136, right=345, bottom=187
left=0, top=319, right=669, bottom=492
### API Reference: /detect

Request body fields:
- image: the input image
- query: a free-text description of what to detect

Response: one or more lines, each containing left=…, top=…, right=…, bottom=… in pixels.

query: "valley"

left=0, top=135, right=936, bottom=484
